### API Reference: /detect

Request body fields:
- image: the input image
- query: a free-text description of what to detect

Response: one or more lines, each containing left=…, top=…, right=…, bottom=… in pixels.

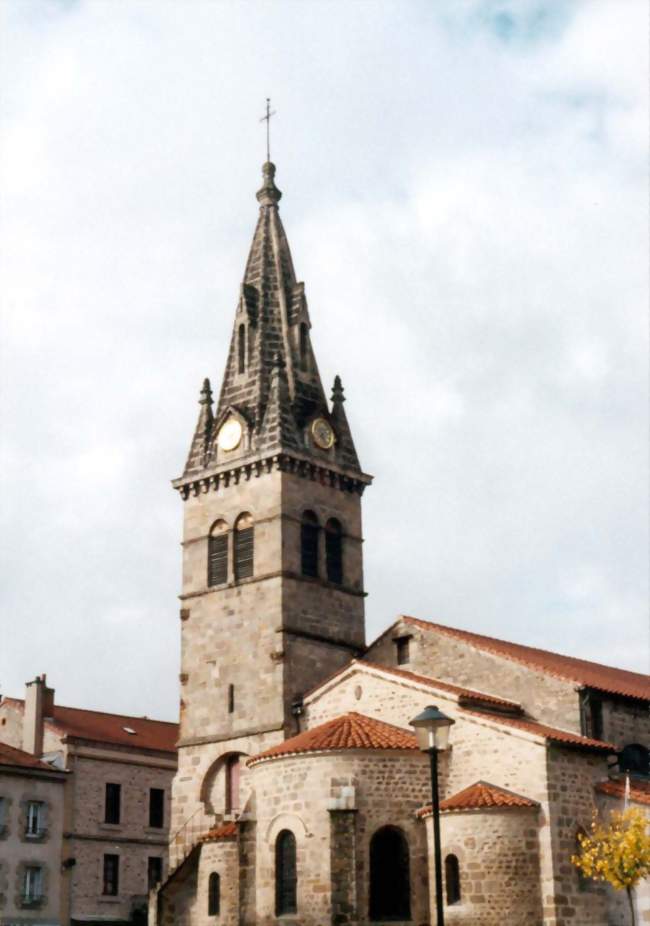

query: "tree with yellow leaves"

left=572, top=805, right=650, bottom=925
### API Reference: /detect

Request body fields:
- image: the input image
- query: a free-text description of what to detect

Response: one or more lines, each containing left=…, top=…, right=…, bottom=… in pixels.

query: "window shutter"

left=234, top=527, right=254, bottom=579
left=208, top=534, right=228, bottom=586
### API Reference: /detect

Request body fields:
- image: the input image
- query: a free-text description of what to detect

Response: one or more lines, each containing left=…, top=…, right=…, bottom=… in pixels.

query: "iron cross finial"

left=259, top=97, right=276, bottom=163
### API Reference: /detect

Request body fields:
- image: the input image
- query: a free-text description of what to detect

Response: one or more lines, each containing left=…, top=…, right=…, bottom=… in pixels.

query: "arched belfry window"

left=208, top=871, right=220, bottom=915
left=208, top=520, right=228, bottom=587
left=445, top=854, right=461, bottom=905
left=299, top=323, right=309, bottom=371
left=238, top=324, right=246, bottom=374
left=275, top=830, right=297, bottom=916
left=301, top=511, right=319, bottom=578
left=225, top=754, right=240, bottom=815
left=234, top=513, right=254, bottom=580
left=369, top=826, right=411, bottom=921
left=325, top=518, right=343, bottom=585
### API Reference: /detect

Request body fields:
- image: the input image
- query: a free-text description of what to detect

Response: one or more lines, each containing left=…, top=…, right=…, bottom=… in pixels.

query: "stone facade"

left=0, top=681, right=177, bottom=925
left=0, top=752, right=66, bottom=925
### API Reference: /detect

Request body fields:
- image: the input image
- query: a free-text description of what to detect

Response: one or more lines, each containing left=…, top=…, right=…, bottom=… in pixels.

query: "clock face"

left=311, top=417, right=335, bottom=450
left=218, top=417, right=243, bottom=452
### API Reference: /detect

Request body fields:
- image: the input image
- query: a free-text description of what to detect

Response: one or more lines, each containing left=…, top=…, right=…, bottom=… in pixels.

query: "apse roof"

left=417, top=780, right=539, bottom=816
left=248, top=712, right=418, bottom=765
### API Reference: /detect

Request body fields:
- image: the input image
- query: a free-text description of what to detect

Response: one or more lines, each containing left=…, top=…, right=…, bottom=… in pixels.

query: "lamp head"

left=410, top=704, right=455, bottom=752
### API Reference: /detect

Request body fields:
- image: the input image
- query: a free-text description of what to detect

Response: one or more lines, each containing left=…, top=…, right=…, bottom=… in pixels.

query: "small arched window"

left=445, top=854, right=461, bottom=905
left=208, top=520, right=228, bottom=587
left=325, top=518, right=343, bottom=585
left=234, top=513, right=254, bottom=580
left=275, top=830, right=297, bottom=916
left=299, top=323, right=309, bottom=371
left=369, top=826, right=410, bottom=921
left=238, top=324, right=246, bottom=374
left=225, top=754, right=240, bottom=815
left=208, top=871, right=220, bottom=916
left=301, top=511, right=319, bottom=578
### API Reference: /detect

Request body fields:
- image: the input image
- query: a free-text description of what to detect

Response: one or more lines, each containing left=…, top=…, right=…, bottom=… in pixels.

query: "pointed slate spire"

left=184, top=378, right=214, bottom=476
left=330, top=375, right=361, bottom=470
left=214, top=161, right=329, bottom=443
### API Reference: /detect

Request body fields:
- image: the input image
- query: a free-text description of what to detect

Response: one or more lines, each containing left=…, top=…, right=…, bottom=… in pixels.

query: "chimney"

left=22, top=674, right=54, bottom=756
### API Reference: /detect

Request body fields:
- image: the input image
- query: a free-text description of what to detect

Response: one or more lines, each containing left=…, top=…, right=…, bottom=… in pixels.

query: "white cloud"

left=0, top=0, right=647, bottom=717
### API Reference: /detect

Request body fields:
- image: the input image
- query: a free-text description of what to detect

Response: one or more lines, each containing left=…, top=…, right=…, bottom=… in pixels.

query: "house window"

left=238, top=324, right=246, bottom=374
left=25, top=801, right=45, bottom=838
left=299, top=323, right=309, bottom=371
left=22, top=865, right=43, bottom=904
left=208, top=871, right=220, bottom=915
left=104, top=783, right=121, bottom=824
left=234, top=513, right=254, bottom=580
left=103, top=854, right=119, bottom=896
left=395, top=636, right=410, bottom=666
left=149, top=789, right=164, bottom=829
left=445, top=854, right=461, bottom=905
left=225, top=755, right=240, bottom=815
left=300, top=510, right=319, bottom=577
left=325, top=518, right=343, bottom=584
left=148, top=856, right=163, bottom=891
left=369, top=826, right=411, bottom=921
left=0, top=796, right=7, bottom=832
left=228, top=684, right=235, bottom=714
left=275, top=829, right=297, bottom=916
left=208, top=520, right=229, bottom=587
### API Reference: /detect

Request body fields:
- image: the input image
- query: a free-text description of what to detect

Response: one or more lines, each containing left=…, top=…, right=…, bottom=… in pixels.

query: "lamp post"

left=410, top=705, right=455, bottom=926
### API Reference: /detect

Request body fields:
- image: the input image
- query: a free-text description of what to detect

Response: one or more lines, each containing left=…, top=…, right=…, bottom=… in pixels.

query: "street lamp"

left=410, top=705, right=455, bottom=926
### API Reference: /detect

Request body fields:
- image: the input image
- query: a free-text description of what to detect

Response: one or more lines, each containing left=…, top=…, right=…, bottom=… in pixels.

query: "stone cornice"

left=173, top=451, right=373, bottom=500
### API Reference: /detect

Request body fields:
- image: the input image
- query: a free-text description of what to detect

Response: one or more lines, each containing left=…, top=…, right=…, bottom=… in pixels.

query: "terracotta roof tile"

left=417, top=781, right=539, bottom=816
left=0, top=741, right=63, bottom=773
left=596, top=779, right=650, bottom=806
left=199, top=822, right=238, bottom=843
left=462, top=707, right=617, bottom=752
left=249, top=712, right=417, bottom=765
left=303, top=659, right=521, bottom=712
left=3, top=698, right=178, bottom=754
left=401, top=617, right=650, bottom=702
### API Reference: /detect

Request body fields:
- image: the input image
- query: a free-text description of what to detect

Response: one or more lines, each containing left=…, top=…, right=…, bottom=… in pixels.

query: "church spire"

left=179, top=161, right=369, bottom=487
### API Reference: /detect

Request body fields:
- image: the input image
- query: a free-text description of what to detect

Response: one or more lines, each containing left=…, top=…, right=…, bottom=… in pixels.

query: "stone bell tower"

left=170, top=161, right=372, bottom=835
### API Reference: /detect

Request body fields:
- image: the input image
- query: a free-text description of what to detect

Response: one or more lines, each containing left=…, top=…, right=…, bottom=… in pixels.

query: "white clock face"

left=218, top=417, right=242, bottom=452
left=311, top=417, right=335, bottom=450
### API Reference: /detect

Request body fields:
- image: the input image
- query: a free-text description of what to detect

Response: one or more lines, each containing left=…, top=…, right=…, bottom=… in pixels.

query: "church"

left=153, top=160, right=650, bottom=926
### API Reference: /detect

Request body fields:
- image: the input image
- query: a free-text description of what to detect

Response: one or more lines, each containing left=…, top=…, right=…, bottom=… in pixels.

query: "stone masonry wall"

left=67, top=754, right=172, bottom=922
left=366, top=619, right=582, bottom=733
left=601, top=698, right=650, bottom=748
left=249, top=750, right=431, bottom=926
left=303, top=664, right=613, bottom=925
left=424, top=807, right=543, bottom=925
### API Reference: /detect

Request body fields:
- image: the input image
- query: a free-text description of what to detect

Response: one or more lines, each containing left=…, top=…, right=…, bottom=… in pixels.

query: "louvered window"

left=325, top=518, right=343, bottom=585
left=301, top=511, right=319, bottom=577
left=234, top=514, right=254, bottom=580
left=299, top=323, right=309, bottom=371
left=208, top=534, right=228, bottom=586
left=275, top=830, right=297, bottom=916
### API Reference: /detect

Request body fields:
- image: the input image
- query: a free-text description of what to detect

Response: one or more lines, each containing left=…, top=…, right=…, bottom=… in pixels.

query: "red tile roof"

left=596, top=779, right=650, bottom=806
left=462, top=706, right=617, bottom=752
left=0, top=741, right=63, bottom=773
left=2, top=698, right=178, bottom=754
left=304, top=659, right=521, bottom=712
left=417, top=781, right=538, bottom=816
left=401, top=616, right=650, bottom=702
left=249, top=712, right=418, bottom=765
left=199, top=822, right=238, bottom=843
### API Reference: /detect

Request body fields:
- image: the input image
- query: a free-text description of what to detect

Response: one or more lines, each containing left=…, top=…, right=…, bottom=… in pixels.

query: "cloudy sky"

left=1, top=0, right=647, bottom=720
